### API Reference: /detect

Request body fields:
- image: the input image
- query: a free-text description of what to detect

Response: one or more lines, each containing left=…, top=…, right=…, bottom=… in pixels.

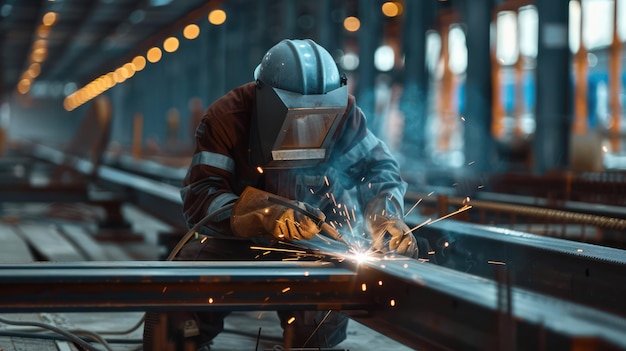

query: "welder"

left=143, top=39, right=428, bottom=351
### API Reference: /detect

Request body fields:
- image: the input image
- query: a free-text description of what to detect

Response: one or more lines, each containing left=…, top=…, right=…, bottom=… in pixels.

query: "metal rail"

left=405, top=216, right=626, bottom=319
left=1, top=259, right=626, bottom=350
left=25, top=145, right=626, bottom=318
left=0, top=261, right=365, bottom=312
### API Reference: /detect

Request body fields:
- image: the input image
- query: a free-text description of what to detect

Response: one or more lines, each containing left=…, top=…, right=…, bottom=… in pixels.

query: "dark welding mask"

left=249, top=39, right=348, bottom=169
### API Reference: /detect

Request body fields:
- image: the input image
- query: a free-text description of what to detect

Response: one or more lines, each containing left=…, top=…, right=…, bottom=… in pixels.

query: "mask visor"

left=271, top=112, right=338, bottom=161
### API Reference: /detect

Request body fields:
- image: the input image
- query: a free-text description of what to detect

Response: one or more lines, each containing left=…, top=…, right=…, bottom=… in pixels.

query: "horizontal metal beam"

left=1, top=258, right=626, bottom=351
left=351, top=256, right=626, bottom=351
left=408, top=217, right=626, bottom=318
left=0, top=261, right=368, bottom=313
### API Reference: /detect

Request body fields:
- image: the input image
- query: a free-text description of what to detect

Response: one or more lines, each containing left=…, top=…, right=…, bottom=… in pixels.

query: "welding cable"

left=96, top=313, right=145, bottom=336
left=0, top=316, right=103, bottom=351
left=300, top=310, right=333, bottom=348
left=80, top=203, right=240, bottom=345
left=0, top=329, right=142, bottom=346
left=167, top=203, right=235, bottom=261
left=0, top=208, right=237, bottom=349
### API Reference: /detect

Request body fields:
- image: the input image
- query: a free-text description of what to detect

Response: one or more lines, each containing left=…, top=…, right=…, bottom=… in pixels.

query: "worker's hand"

left=230, top=187, right=324, bottom=241
left=368, top=217, right=419, bottom=258
left=271, top=202, right=325, bottom=240
left=365, top=195, right=419, bottom=258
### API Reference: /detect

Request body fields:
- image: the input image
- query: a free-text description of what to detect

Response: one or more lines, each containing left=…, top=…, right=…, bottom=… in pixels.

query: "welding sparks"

left=488, top=260, right=506, bottom=265
left=361, top=283, right=367, bottom=292
left=208, top=297, right=214, bottom=304
left=428, top=205, right=472, bottom=225
left=281, top=287, right=291, bottom=293
left=330, top=193, right=337, bottom=207
left=406, top=217, right=432, bottom=233
left=287, top=316, right=296, bottom=324
left=390, top=299, right=396, bottom=307
left=404, top=198, right=422, bottom=217
left=250, top=245, right=326, bottom=262
left=250, top=246, right=308, bottom=254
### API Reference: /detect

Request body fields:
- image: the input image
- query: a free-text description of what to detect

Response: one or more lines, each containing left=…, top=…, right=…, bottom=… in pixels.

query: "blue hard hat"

left=254, top=39, right=341, bottom=95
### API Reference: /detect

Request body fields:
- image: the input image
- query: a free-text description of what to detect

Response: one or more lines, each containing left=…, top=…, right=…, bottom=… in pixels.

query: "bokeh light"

left=343, top=16, right=360, bottom=32
left=183, top=24, right=200, bottom=39
left=381, top=2, right=402, bottom=17
left=208, top=9, right=227, bottom=25
left=132, top=55, right=147, bottom=71
left=163, top=36, right=179, bottom=52
left=147, top=47, right=162, bottom=63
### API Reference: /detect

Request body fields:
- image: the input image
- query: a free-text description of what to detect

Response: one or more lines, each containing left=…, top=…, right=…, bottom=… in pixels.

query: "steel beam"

left=409, top=216, right=626, bottom=319
left=350, top=256, right=626, bottom=351
left=1, top=258, right=626, bottom=351
left=22, top=145, right=626, bottom=318
left=0, top=261, right=367, bottom=313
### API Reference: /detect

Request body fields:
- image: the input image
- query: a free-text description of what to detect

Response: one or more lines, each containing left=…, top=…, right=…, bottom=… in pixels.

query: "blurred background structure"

left=2, top=0, right=625, bottom=177
left=1, top=0, right=625, bottom=180
left=1, top=1, right=626, bottom=350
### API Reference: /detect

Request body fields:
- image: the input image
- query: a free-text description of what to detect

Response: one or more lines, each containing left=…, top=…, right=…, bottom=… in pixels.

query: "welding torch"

left=267, top=195, right=349, bottom=246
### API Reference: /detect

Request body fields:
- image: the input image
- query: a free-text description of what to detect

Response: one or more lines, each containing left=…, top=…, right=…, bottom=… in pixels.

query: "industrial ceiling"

left=0, top=0, right=215, bottom=100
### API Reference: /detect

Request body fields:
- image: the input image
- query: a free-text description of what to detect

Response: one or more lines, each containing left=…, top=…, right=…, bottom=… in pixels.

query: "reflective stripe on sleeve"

left=207, top=192, right=239, bottom=221
left=190, top=151, right=235, bottom=173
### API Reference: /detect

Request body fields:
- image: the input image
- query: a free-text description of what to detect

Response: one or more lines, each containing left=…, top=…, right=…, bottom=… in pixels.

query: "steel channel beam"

left=0, top=261, right=368, bottom=312
left=1, top=258, right=626, bottom=351
left=348, top=256, right=626, bottom=351
left=408, top=217, right=626, bottom=319
left=91, top=152, right=626, bottom=319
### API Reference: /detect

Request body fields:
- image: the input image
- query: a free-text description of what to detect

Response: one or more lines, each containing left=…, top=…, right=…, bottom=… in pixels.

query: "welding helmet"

left=250, top=39, right=348, bottom=169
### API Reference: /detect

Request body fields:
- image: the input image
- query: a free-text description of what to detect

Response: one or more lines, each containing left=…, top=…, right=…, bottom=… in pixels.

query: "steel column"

left=533, top=0, right=572, bottom=173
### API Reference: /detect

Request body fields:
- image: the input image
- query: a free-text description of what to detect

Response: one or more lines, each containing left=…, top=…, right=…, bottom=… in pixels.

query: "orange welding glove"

left=365, top=196, right=419, bottom=258
left=230, top=186, right=324, bottom=241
